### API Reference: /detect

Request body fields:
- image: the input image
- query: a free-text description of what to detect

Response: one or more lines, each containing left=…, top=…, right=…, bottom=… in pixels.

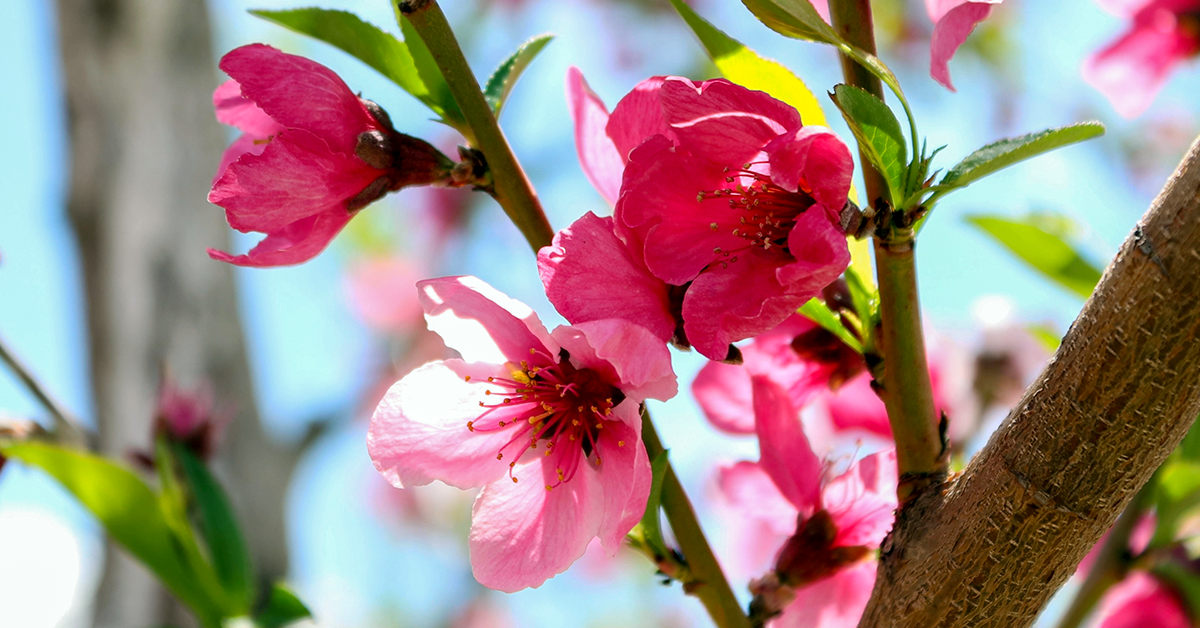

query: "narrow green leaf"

left=2, top=442, right=226, bottom=626
left=740, top=0, right=841, bottom=45
left=939, top=122, right=1105, bottom=191
left=965, top=215, right=1104, bottom=299
left=177, top=445, right=254, bottom=614
left=831, top=84, right=907, bottom=203
left=484, top=35, right=553, bottom=117
left=249, top=9, right=433, bottom=109
left=256, top=583, right=313, bottom=628
left=669, top=0, right=827, bottom=127
left=396, top=11, right=464, bottom=123
left=798, top=299, right=862, bottom=353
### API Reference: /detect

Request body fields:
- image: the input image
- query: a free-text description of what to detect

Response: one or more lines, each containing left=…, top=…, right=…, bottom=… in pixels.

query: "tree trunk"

left=54, top=1, right=301, bottom=625
left=858, top=136, right=1200, bottom=627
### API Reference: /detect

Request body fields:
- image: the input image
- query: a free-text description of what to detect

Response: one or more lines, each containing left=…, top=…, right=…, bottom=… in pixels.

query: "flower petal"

left=775, top=560, right=877, bottom=628
left=469, top=457, right=604, bottom=591
left=819, top=372, right=892, bottom=438
left=417, top=276, right=559, bottom=365
left=208, top=129, right=382, bottom=234
left=219, top=44, right=375, bottom=154
left=823, top=450, right=897, bottom=548
left=929, top=1, right=1000, bottom=91
left=1082, top=9, right=1200, bottom=118
left=779, top=206, right=851, bottom=288
left=692, top=361, right=756, bottom=434
left=538, top=212, right=676, bottom=344
left=764, top=127, right=854, bottom=214
left=552, top=319, right=677, bottom=403
left=206, top=207, right=353, bottom=268
left=1094, top=572, right=1191, bottom=628
left=367, top=360, right=515, bottom=490
left=717, top=460, right=799, bottom=536
left=593, top=419, right=651, bottom=553
left=752, top=375, right=823, bottom=513
left=213, top=79, right=284, bottom=138
left=659, top=77, right=800, bottom=164
left=566, top=67, right=625, bottom=205
left=606, top=76, right=672, bottom=162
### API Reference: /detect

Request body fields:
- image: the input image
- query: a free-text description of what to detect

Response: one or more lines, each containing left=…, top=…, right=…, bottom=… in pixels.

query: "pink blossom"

left=719, top=376, right=896, bottom=627
left=367, top=276, right=676, bottom=591
left=925, top=0, right=1005, bottom=90
left=1076, top=515, right=1156, bottom=576
left=208, top=44, right=455, bottom=267
left=1083, top=0, right=1200, bottom=118
left=345, top=257, right=425, bottom=333
left=152, top=378, right=229, bottom=461
left=610, top=78, right=851, bottom=359
left=1091, top=572, right=1190, bottom=628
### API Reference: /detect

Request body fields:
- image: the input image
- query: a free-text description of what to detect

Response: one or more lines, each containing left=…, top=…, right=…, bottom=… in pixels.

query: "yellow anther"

left=512, top=477, right=518, bottom=483
left=618, top=441, right=625, bottom=447
left=545, top=485, right=553, bottom=491
left=595, top=457, right=602, bottom=465
left=545, top=450, right=552, bottom=456
left=595, top=423, right=603, bottom=430
left=464, top=375, right=472, bottom=382
left=467, top=421, right=475, bottom=432
left=709, top=222, right=718, bottom=230
left=497, top=453, right=504, bottom=460
left=530, top=348, right=537, bottom=354
left=498, top=420, right=506, bottom=427
left=512, top=371, right=531, bottom=385
left=487, top=376, right=495, bottom=382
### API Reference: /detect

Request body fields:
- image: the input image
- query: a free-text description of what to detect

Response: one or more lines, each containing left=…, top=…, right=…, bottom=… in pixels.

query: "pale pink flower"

left=719, top=376, right=896, bottom=627
left=367, top=276, right=676, bottom=591
left=345, top=257, right=425, bottom=333
left=1084, top=0, right=1200, bottom=118
left=925, top=0, right=1005, bottom=90
left=1091, top=571, right=1190, bottom=628
left=208, top=44, right=454, bottom=267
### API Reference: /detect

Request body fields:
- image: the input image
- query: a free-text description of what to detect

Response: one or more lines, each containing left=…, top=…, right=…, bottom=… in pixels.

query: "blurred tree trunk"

left=54, top=0, right=302, bottom=625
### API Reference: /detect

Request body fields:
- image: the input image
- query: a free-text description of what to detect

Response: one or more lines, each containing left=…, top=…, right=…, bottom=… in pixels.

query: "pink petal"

left=616, top=136, right=741, bottom=285
left=345, top=257, right=424, bottom=332
left=417, top=276, right=558, bottom=365
left=659, top=78, right=801, bottom=164
left=775, top=561, right=877, bottom=628
left=819, top=372, right=893, bottom=438
left=752, top=375, right=823, bottom=513
left=593, top=419, right=651, bottom=552
left=1092, top=0, right=1156, bottom=17
left=551, top=320, right=677, bottom=403
left=213, top=134, right=269, bottom=186
left=717, top=461, right=800, bottom=537
left=208, top=129, right=382, bottom=234
left=822, top=450, right=898, bottom=548
left=206, top=207, right=353, bottom=268
left=606, top=76, right=673, bottom=162
left=538, top=212, right=676, bottom=344
left=566, top=67, right=625, bottom=205
left=681, top=248, right=809, bottom=360
left=764, top=127, right=854, bottom=214
left=1095, top=572, right=1191, bottom=628
left=692, top=361, right=756, bottom=434
left=929, top=1, right=1000, bottom=91
left=213, top=79, right=284, bottom=138
left=219, top=44, right=376, bottom=154
left=367, top=360, right=515, bottom=490
left=1083, top=8, right=1200, bottom=118
left=778, top=206, right=851, bottom=288
left=469, top=456, right=604, bottom=592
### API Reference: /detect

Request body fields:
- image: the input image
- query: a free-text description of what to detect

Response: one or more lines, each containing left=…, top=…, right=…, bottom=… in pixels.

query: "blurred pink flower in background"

left=345, top=257, right=425, bottom=333
left=1084, top=0, right=1200, bottom=118
left=153, top=378, right=229, bottom=461
left=718, top=376, right=896, bottom=627
left=368, top=276, right=676, bottom=591
left=1091, top=572, right=1190, bottom=628
left=925, top=0, right=1005, bottom=90
left=208, top=44, right=454, bottom=267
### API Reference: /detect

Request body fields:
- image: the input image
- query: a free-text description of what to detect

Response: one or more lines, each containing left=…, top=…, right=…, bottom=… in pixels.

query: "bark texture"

left=859, top=136, right=1200, bottom=627
left=54, top=1, right=303, bottom=625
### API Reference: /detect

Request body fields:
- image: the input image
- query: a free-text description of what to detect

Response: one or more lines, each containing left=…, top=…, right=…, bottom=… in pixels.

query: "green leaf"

left=484, top=34, right=553, bottom=117
left=939, top=122, right=1105, bottom=192
left=1027, top=323, right=1061, bottom=352
left=249, top=10, right=438, bottom=113
left=1152, top=461, right=1200, bottom=548
left=2, top=442, right=227, bottom=626
left=965, top=214, right=1103, bottom=299
left=740, top=0, right=841, bottom=45
left=798, top=299, right=862, bottom=353
left=176, top=445, right=254, bottom=614
left=257, top=583, right=313, bottom=628
left=831, top=84, right=907, bottom=203
left=669, top=0, right=827, bottom=127
left=396, top=11, right=464, bottom=124
left=1151, top=561, right=1200, bottom=623
left=1179, top=417, right=1200, bottom=462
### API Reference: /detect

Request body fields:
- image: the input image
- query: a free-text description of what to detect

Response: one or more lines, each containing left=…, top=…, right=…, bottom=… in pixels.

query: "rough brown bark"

left=54, top=1, right=304, bottom=625
left=859, top=136, right=1200, bottom=627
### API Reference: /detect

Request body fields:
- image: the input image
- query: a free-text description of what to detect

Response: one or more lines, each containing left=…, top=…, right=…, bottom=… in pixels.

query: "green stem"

left=0, top=331, right=87, bottom=446
left=827, top=0, right=944, bottom=491
left=399, top=0, right=555, bottom=252
left=643, top=408, right=751, bottom=628
left=1054, top=482, right=1155, bottom=628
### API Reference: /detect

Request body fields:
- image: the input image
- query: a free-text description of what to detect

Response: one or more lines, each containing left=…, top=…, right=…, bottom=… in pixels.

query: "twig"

left=0, top=332, right=87, bottom=445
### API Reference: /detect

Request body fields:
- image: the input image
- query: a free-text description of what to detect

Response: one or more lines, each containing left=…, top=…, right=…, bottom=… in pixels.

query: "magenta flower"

left=208, top=44, right=455, bottom=267
left=1083, top=0, right=1200, bottom=118
left=147, top=378, right=230, bottom=462
left=719, top=376, right=896, bottom=627
left=1092, top=572, right=1191, bottom=628
left=367, top=276, right=676, bottom=591
left=610, top=77, right=851, bottom=359
left=925, top=0, right=1005, bottom=90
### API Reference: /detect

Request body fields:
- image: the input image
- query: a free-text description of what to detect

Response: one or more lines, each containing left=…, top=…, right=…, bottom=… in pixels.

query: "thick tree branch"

left=858, top=135, right=1200, bottom=627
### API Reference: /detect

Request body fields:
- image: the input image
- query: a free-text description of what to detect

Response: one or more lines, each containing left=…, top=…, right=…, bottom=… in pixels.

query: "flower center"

left=464, top=349, right=625, bottom=491
left=698, top=164, right=817, bottom=268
